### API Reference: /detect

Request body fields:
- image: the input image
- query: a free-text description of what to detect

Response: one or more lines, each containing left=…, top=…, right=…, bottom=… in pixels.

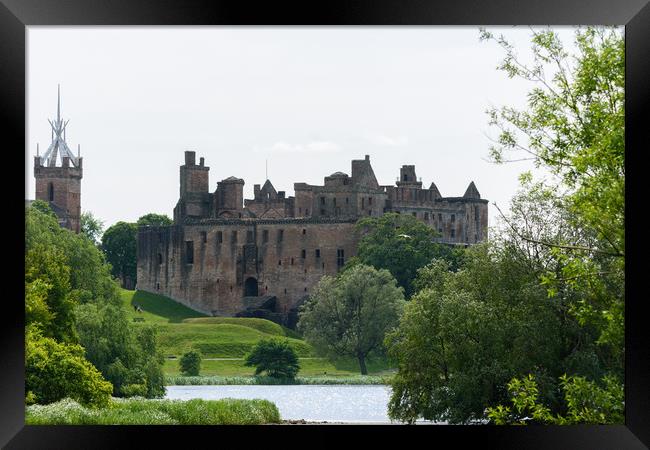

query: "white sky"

left=26, top=26, right=581, bottom=231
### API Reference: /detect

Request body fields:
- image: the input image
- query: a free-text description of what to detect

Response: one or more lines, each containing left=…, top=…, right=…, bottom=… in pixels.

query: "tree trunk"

left=358, top=354, right=368, bottom=375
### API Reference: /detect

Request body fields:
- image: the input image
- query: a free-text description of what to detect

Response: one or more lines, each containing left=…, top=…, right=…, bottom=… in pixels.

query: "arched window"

left=48, top=183, right=54, bottom=201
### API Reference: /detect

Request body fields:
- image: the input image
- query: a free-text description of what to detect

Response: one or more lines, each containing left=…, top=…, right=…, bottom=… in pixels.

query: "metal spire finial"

left=57, top=84, right=61, bottom=124
left=40, top=84, right=78, bottom=168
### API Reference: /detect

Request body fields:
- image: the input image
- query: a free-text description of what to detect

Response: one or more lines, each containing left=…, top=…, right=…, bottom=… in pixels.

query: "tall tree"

left=354, top=213, right=462, bottom=297
left=101, top=221, right=138, bottom=289
left=298, top=264, right=405, bottom=374
left=480, top=26, right=624, bottom=363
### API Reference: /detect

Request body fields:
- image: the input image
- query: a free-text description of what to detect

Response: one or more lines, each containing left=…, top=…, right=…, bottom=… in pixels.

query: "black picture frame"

left=2, top=0, right=648, bottom=448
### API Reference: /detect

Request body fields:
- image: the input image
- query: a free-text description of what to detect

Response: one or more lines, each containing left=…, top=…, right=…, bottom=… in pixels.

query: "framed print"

left=2, top=0, right=649, bottom=448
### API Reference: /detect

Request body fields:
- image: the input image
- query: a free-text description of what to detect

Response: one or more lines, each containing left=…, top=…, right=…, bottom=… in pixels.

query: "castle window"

left=475, top=233, right=478, bottom=242
left=369, top=197, right=372, bottom=205
left=246, top=230, right=254, bottom=243
left=299, top=207, right=302, bottom=214
left=368, top=210, right=372, bottom=216
left=278, top=229, right=284, bottom=242
left=424, top=212, right=429, bottom=220
left=291, top=257, right=294, bottom=265
left=336, top=249, right=345, bottom=269
left=333, top=198, right=336, bottom=206
left=438, top=228, right=442, bottom=233
left=185, top=241, right=194, bottom=264
left=262, top=230, right=268, bottom=243
left=157, top=253, right=162, bottom=265
left=304, top=287, right=307, bottom=292
left=404, top=174, right=408, bottom=181
left=451, top=229, right=455, bottom=238
left=362, top=198, right=365, bottom=208
left=438, top=213, right=442, bottom=222
left=320, top=209, right=325, bottom=215
left=278, top=260, right=282, bottom=266
left=475, top=207, right=480, bottom=222
left=48, top=183, right=54, bottom=201
left=346, top=198, right=349, bottom=204
left=451, top=214, right=455, bottom=223
left=302, top=229, right=306, bottom=235
left=305, top=208, right=309, bottom=215
left=201, top=231, right=207, bottom=243
left=238, top=213, right=242, bottom=218
left=231, top=231, right=238, bottom=243
left=301, top=249, right=306, bottom=258
left=321, top=197, right=325, bottom=205
left=315, top=249, right=320, bottom=258
left=217, top=231, right=223, bottom=244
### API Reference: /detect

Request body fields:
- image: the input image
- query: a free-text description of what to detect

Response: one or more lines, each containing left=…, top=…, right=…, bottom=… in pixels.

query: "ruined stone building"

left=32, top=86, right=83, bottom=233
left=137, top=151, right=488, bottom=327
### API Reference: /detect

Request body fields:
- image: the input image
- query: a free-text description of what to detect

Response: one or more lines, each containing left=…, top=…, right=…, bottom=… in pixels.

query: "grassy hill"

left=120, top=289, right=395, bottom=379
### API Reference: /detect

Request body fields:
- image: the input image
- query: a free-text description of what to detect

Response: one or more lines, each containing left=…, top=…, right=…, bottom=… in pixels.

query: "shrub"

left=25, top=328, right=113, bottom=408
left=179, top=350, right=202, bottom=376
left=244, top=339, right=300, bottom=379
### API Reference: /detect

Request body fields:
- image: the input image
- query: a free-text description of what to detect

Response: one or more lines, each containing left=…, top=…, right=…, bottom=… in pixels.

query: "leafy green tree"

left=74, top=302, right=166, bottom=398
left=386, top=244, right=581, bottom=424
left=101, top=221, right=138, bottom=288
left=137, top=213, right=172, bottom=227
left=30, top=199, right=57, bottom=220
left=25, top=327, right=113, bottom=408
left=80, top=211, right=104, bottom=246
left=480, top=26, right=624, bottom=366
left=179, top=350, right=202, bottom=376
left=298, top=264, right=405, bottom=375
left=354, top=213, right=462, bottom=297
left=487, top=374, right=623, bottom=425
left=244, top=339, right=300, bottom=379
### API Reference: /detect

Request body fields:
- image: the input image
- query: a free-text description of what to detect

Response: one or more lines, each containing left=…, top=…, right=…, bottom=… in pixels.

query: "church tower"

left=33, top=85, right=83, bottom=233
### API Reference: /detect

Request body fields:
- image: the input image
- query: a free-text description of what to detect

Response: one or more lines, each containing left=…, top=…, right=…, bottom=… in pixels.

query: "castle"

left=32, top=86, right=83, bottom=233
left=137, top=151, right=488, bottom=327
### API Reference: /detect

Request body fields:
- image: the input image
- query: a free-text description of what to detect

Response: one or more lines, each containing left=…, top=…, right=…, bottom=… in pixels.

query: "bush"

left=179, top=350, right=202, bottom=376
left=25, top=328, right=113, bottom=408
left=244, top=339, right=300, bottom=379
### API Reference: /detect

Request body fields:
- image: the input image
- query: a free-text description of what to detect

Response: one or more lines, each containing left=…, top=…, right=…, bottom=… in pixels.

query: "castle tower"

left=33, top=85, right=83, bottom=233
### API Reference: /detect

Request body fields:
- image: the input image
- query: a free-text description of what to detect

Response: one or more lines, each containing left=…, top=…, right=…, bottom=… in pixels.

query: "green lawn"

left=120, top=289, right=395, bottom=379
left=163, top=357, right=395, bottom=377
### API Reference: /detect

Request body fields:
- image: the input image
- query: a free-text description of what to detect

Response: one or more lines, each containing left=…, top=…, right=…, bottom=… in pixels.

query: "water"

left=165, top=384, right=438, bottom=424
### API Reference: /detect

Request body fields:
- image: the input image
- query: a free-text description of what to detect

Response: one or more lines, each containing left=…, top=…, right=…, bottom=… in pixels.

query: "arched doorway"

left=244, top=277, right=258, bottom=297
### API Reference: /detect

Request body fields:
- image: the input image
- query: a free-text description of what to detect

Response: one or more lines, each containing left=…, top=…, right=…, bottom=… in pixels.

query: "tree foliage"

left=101, top=221, right=138, bottom=288
left=487, top=374, right=624, bottom=425
left=298, top=264, right=405, bottom=374
left=244, top=339, right=300, bottom=379
left=354, top=213, right=463, bottom=297
left=25, top=327, right=113, bottom=408
left=80, top=211, right=105, bottom=246
left=386, top=27, right=624, bottom=425
left=25, top=204, right=166, bottom=403
left=137, top=213, right=173, bottom=227
left=180, top=350, right=202, bottom=377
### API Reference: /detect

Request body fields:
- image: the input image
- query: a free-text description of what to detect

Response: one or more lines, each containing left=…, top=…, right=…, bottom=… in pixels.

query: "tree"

left=487, top=373, right=624, bottom=425
left=244, top=339, right=300, bottom=379
left=354, top=213, right=462, bottom=297
left=101, top=221, right=138, bottom=289
left=179, top=350, right=202, bottom=376
left=298, top=264, right=405, bottom=375
left=480, top=26, right=624, bottom=363
left=137, top=213, right=172, bottom=227
left=80, top=211, right=104, bottom=246
left=25, top=327, right=113, bottom=408
left=30, top=199, right=57, bottom=220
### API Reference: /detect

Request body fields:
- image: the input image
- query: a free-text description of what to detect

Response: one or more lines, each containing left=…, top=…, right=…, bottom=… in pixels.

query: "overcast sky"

left=26, top=26, right=581, bottom=231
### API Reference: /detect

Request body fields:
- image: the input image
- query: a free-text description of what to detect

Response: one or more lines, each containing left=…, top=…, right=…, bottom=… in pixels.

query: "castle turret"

left=174, top=151, right=211, bottom=220
left=396, top=165, right=422, bottom=188
left=216, top=176, right=245, bottom=215
left=33, top=85, right=83, bottom=233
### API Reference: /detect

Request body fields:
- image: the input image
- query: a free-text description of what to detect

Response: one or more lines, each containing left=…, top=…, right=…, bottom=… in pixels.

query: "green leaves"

left=244, top=339, right=300, bottom=379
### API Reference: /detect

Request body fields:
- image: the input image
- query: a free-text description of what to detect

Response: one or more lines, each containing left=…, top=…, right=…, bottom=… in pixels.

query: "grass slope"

left=120, top=289, right=394, bottom=379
